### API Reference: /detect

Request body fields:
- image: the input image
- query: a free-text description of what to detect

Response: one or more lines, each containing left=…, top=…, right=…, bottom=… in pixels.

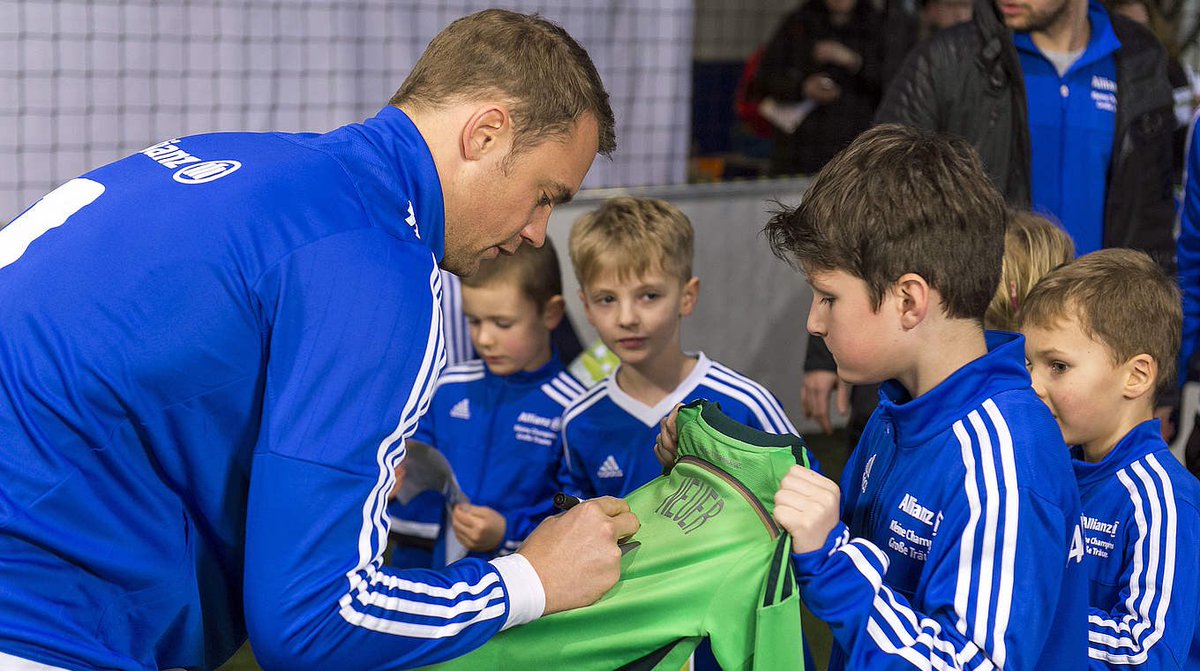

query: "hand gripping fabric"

left=419, top=399, right=812, bottom=671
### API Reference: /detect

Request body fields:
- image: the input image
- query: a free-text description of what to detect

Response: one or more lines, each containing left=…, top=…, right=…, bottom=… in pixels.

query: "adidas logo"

left=597, top=455, right=624, bottom=479
left=449, top=398, right=470, bottom=420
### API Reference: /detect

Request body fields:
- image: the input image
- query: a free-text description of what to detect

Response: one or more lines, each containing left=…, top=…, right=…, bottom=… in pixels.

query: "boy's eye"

left=495, top=321, right=513, bottom=329
left=641, top=292, right=659, bottom=301
left=594, top=295, right=615, bottom=304
left=819, top=296, right=835, bottom=306
left=537, top=193, right=552, bottom=207
left=1050, top=361, right=1069, bottom=374
left=466, top=318, right=481, bottom=327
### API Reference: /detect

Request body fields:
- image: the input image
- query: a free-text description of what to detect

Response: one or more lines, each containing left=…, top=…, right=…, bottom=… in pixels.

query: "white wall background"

left=1, top=0, right=692, bottom=219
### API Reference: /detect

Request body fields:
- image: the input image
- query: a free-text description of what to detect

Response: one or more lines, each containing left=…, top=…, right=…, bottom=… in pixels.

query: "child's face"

left=806, top=269, right=904, bottom=385
left=461, top=282, right=555, bottom=376
left=1023, top=313, right=1131, bottom=452
left=580, top=267, right=698, bottom=370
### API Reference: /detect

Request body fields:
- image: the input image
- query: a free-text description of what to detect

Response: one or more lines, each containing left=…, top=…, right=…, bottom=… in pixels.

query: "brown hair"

left=569, top=196, right=695, bottom=288
left=764, top=124, right=1006, bottom=321
left=389, top=9, right=616, bottom=159
left=1020, top=248, right=1181, bottom=399
left=984, top=210, right=1075, bottom=331
left=462, top=237, right=564, bottom=309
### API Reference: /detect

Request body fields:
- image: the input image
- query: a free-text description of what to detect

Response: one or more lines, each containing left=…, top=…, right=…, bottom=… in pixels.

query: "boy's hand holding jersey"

left=773, top=466, right=841, bottom=554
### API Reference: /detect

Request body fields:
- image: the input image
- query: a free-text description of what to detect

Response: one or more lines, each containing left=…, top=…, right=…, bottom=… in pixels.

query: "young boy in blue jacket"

left=1022, top=249, right=1200, bottom=669
left=759, top=125, right=1089, bottom=669
left=389, top=239, right=586, bottom=566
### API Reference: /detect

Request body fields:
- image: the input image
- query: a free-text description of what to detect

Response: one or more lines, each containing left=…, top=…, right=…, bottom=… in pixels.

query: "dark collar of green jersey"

left=672, top=399, right=811, bottom=515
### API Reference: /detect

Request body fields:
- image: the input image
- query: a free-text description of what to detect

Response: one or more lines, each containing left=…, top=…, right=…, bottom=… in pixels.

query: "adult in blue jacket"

left=1178, top=117, right=1200, bottom=477
left=0, top=9, right=637, bottom=671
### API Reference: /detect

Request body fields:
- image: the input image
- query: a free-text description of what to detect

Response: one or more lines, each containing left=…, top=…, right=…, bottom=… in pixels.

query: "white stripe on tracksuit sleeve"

left=1085, top=455, right=1199, bottom=669
left=242, top=234, right=540, bottom=671
left=791, top=402, right=1079, bottom=670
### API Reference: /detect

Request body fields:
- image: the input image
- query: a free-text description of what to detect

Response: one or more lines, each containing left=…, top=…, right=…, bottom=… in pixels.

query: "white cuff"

left=490, top=553, right=546, bottom=631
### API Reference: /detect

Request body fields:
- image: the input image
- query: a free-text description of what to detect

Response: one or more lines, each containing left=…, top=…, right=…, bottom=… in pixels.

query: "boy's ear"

left=460, top=105, right=512, bottom=162
left=679, top=277, right=701, bottom=317
left=894, top=273, right=930, bottom=330
left=542, top=295, right=566, bottom=331
left=1122, top=353, right=1157, bottom=401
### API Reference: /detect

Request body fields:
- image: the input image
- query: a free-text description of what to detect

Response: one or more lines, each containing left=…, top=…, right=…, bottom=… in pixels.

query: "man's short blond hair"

left=389, top=9, right=615, bottom=159
left=1020, top=248, right=1181, bottom=400
left=569, top=196, right=694, bottom=288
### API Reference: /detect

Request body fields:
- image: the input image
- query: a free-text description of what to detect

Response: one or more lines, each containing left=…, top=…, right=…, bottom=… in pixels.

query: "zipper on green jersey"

left=676, top=455, right=780, bottom=538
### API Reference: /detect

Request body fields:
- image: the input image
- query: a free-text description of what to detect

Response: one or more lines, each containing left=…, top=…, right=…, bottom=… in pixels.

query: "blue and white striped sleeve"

left=1086, top=455, right=1199, bottom=669
left=242, top=230, right=542, bottom=671
left=705, top=363, right=798, bottom=435
left=793, top=400, right=1076, bottom=669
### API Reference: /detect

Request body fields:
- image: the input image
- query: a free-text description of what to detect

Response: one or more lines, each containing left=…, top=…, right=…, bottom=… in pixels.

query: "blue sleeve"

left=498, top=433, right=574, bottom=553
left=499, top=498, right=557, bottom=555
left=1178, top=117, right=1200, bottom=383
left=242, top=230, right=538, bottom=670
left=561, top=423, right=597, bottom=499
left=794, top=485, right=1076, bottom=669
left=1086, top=458, right=1199, bottom=669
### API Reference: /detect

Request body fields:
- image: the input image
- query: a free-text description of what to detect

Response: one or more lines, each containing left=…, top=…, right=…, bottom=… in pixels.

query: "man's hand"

left=653, top=404, right=684, bottom=469
left=451, top=503, right=506, bottom=552
left=517, top=497, right=640, bottom=615
left=774, top=466, right=841, bottom=554
left=802, top=74, right=842, bottom=104
left=801, top=370, right=849, bottom=434
left=812, top=39, right=862, bottom=72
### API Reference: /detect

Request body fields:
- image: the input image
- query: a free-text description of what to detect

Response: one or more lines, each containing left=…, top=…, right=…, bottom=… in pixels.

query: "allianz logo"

left=1081, top=515, right=1119, bottom=536
left=1091, top=75, right=1117, bottom=93
left=898, top=493, right=936, bottom=526
left=140, top=138, right=242, bottom=184
left=174, top=160, right=242, bottom=184
left=516, top=411, right=561, bottom=431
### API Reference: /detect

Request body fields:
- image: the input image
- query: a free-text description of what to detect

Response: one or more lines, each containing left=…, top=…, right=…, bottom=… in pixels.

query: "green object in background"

left=420, top=400, right=810, bottom=671
left=568, top=339, right=621, bottom=386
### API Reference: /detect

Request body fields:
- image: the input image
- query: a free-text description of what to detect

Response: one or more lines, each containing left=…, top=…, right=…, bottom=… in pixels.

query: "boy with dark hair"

left=760, top=124, right=1087, bottom=669
left=1021, top=249, right=1200, bottom=669
left=563, top=196, right=799, bottom=499
left=390, top=239, right=585, bottom=566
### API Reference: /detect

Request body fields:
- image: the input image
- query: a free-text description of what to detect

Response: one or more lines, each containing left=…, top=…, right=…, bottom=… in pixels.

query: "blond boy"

left=1022, top=249, right=1200, bottom=669
left=561, top=196, right=798, bottom=498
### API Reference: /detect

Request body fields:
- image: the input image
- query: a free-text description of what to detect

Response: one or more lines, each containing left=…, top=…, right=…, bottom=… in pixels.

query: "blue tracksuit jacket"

left=1179, top=115, right=1200, bottom=381
left=0, top=107, right=542, bottom=671
left=1074, top=420, right=1200, bottom=668
left=390, top=356, right=585, bottom=565
left=1017, top=0, right=1119, bottom=256
left=560, top=353, right=802, bottom=498
left=792, top=332, right=1089, bottom=670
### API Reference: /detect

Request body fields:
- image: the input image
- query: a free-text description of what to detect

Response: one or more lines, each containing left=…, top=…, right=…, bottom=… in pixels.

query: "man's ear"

left=679, top=277, right=701, bottom=317
left=1123, top=353, right=1156, bottom=401
left=460, top=105, right=512, bottom=161
left=542, top=295, right=566, bottom=331
left=894, top=273, right=931, bottom=330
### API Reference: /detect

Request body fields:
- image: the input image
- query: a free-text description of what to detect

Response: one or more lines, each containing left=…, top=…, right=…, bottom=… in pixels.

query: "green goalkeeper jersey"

left=420, top=400, right=811, bottom=671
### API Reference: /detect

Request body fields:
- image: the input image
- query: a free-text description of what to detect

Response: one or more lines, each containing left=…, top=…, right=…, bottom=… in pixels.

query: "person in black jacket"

left=801, top=0, right=1177, bottom=447
left=754, top=0, right=884, bottom=176
left=876, top=0, right=1174, bottom=269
